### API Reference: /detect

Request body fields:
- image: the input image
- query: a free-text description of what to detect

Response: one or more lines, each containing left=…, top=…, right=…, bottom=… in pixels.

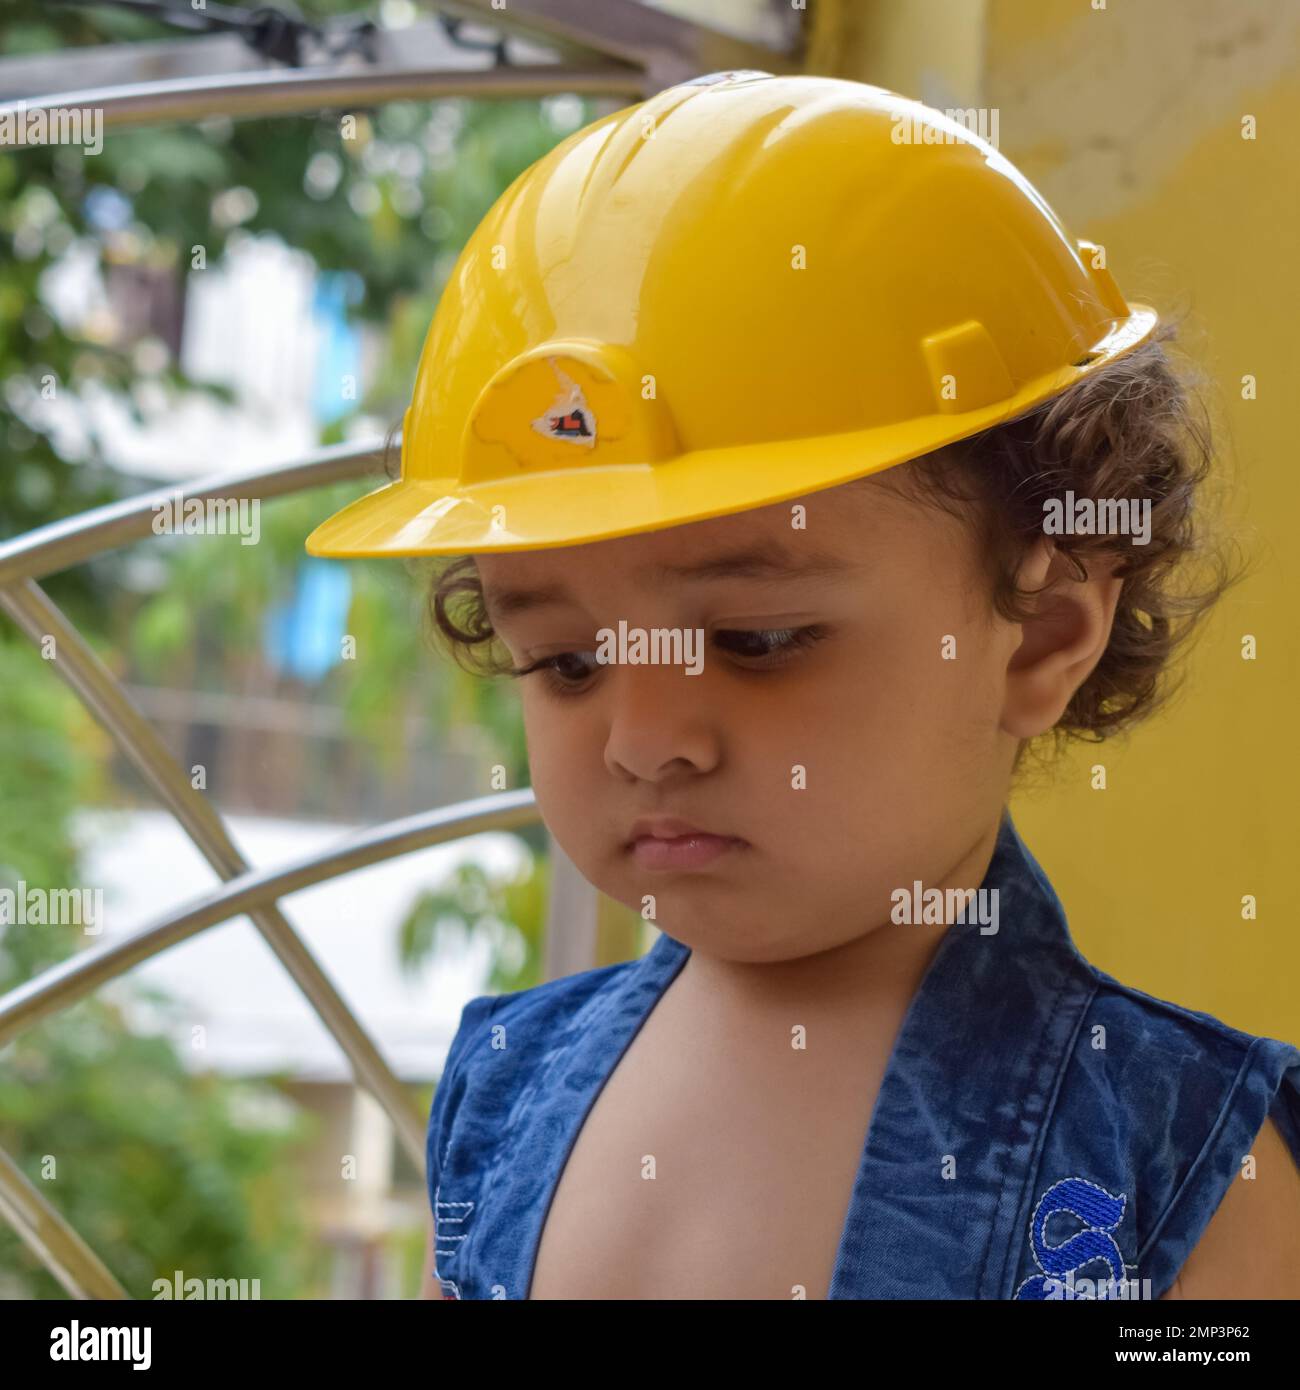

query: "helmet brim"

left=304, top=305, right=1158, bottom=559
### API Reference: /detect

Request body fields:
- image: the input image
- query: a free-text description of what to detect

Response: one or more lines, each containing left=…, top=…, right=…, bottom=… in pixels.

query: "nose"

left=602, top=662, right=724, bottom=783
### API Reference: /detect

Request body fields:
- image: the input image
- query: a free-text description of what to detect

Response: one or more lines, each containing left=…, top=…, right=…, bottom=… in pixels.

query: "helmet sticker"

left=531, top=360, right=597, bottom=448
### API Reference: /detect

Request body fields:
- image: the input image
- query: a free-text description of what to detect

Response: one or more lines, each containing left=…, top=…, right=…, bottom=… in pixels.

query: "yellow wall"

left=807, top=0, right=1300, bottom=1042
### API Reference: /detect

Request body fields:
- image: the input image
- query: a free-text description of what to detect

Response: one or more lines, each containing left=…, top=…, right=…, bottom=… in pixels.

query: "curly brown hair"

left=395, top=313, right=1249, bottom=774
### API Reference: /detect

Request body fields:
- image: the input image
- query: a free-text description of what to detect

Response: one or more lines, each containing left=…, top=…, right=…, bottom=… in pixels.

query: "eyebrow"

left=482, top=543, right=856, bottom=619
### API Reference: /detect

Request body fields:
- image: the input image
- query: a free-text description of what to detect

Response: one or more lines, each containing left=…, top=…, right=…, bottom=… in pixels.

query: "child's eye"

left=507, top=625, right=827, bottom=697
left=505, top=649, right=601, bottom=697
left=713, top=626, right=826, bottom=665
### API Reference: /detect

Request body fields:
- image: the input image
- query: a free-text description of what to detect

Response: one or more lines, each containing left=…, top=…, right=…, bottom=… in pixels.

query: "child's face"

left=476, top=475, right=1093, bottom=962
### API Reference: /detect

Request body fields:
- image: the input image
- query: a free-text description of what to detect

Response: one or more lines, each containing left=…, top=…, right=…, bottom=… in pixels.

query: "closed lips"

left=625, top=817, right=743, bottom=846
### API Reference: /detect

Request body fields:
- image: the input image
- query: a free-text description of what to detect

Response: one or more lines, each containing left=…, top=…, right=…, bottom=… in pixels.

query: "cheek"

left=520, top=690, right=568, bottom=779
left=519, top=691, right=602, bottom=826
left=822, top=612, right=998, bottom=784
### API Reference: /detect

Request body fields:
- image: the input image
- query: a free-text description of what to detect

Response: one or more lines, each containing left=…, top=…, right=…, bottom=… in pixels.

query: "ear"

left=1000, top=538, right=1123, bottom=740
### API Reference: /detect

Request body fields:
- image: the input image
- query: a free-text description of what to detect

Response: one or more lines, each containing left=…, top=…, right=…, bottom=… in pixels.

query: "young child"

left=306, top=73, right=1300, bottom=1300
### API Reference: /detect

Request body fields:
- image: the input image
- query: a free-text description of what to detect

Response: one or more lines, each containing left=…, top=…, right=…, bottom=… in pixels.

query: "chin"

left=652, top=914, right=800, bottom=962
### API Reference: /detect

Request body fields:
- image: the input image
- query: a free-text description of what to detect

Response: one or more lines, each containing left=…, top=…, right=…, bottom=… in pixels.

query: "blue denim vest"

left=427, top=811, right=1300, bottom=1299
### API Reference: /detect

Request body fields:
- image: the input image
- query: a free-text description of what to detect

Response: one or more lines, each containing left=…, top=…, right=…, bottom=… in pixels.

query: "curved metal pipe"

left=0, top=786, right=540, bottom=1049
left=0, top=63, right=644, bottom=130
left=0, top=441, right=386, bottom=586
left=0, top=1148, right=129, bottom=1300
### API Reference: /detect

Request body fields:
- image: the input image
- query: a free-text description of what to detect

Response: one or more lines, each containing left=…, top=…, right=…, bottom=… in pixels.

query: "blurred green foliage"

left=398, top=850, right=550, bottom=994
left=0, top=639, right=313, bottom=1298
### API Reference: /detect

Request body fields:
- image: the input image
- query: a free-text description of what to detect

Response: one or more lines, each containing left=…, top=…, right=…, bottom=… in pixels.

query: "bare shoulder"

left=1160, top=1116, right=1300, bottom=1299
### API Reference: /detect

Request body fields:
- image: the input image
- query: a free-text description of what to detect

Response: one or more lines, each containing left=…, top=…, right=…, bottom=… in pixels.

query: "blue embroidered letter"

left=1014, top=1176, right=1134, bottom=1300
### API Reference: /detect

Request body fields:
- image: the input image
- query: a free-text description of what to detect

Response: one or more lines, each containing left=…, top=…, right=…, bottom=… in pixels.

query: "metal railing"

left=0, top=436, right=657, bottom=1296
left=0, top=0, right=802, bottom=1300
left=0, top=0, right=800, bottom=120
left=0, top=447, right=563, bottom=1299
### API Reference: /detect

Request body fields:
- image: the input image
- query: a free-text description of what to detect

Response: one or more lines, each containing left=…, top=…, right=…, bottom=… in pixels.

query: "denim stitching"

left=472, top=961, right=641, bottom=1297
left=430, top=995, right=504, bottom=1294
left=1135, top=1035, right=1262, bottom=1283
left=988, top=972, right=1099, bottom=1297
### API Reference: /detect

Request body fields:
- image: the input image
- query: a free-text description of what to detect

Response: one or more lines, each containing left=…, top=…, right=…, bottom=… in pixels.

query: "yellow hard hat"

left=305, top=71, right=1157, bottom=559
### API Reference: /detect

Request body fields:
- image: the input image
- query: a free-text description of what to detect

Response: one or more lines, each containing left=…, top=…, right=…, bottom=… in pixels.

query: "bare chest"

left=527, top=1000, right=891, bottom=1300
